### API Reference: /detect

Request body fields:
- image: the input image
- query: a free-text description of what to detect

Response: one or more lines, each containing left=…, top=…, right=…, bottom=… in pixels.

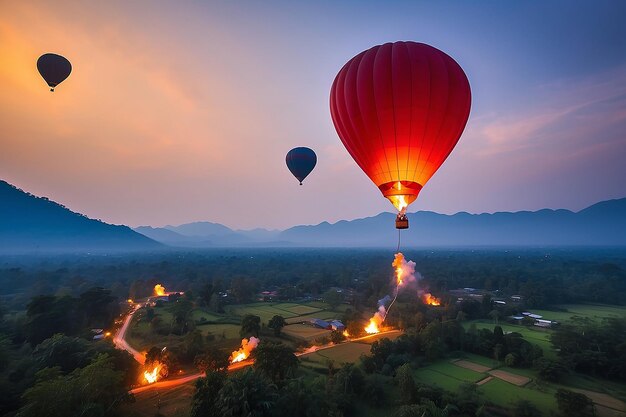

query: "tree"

left=513, top=399, right=542, bottom=417
left=32, top=334, right=90, bottom=373
left=253, top=342, right=298, bottom=384
left=170, top=298, right=193, bottom=334
left=218, top=368, right=277, bottom=417
left=330, top=330, right=346, bottom=344
left=395, top=363, right=416, bottom=404
left=505, top=353, right=518, bottom=367
left=230, top=277, right=256, bottom=304
left=323, top=289, right=343, bottom=310
left=194, top=347, right=230, bottom=374
left=184, top=330, right=205, bottom=361
left=273, top=378, right=330, bottom=417
left=267, top=315, right=286, bottom=337
left=17, top=354, right=130, bottom=417
left=555, top=389, right=594, bottom=417
left=190, top=370, right=226, bottom=417
left=535, top=358, right=568, bottom=382
left=240, top=314, right=261, bottom=338
left=488, top=309, right=501, bottom=325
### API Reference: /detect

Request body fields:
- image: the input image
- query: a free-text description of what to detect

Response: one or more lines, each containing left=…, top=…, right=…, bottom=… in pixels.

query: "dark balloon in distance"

left=286, top=147, right=317, bottom=185
left=37, top=53, right=72, bottom=92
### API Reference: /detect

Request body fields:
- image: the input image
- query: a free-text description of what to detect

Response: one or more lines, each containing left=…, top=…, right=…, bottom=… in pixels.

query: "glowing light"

left=230, top=337, right=260, bottom=363
left=143, top=362, right=163, bottom=384
left=422, top=293, right=441, bottom=306
left=154, top=284, right=166, bottom=296
left=388, top=194, right=410, bottom=212
left=104, top=331, right=111, bottom=337
left=342, top=330, right=350, bottom=338
left=364, top=318, right=380, bottom=334
left=127, top=299, right=133, bottom=304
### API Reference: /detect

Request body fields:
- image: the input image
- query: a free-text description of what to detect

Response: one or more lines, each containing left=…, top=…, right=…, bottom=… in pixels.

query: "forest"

left=0, top=247, right=625, bottom=417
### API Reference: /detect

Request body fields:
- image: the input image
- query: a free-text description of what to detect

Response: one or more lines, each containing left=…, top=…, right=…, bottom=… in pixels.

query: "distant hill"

left=279, top=198, right=626, bottom=247
left=0, top=180, right=161, bottom=253
left=135, top=223, right=282, bottom=247
left=136, top=198, right=626, bottom=248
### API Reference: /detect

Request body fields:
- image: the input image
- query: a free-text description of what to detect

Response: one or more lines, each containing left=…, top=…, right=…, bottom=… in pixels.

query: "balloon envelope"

left=286, top=147, right=317, bottom=185
left=330, top=41, right=471, bottom=211
left=37, top=53, right=72, bottom=91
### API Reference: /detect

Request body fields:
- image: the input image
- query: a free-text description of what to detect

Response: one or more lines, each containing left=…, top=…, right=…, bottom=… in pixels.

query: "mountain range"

left=2, top=178, right=625, bottom=253
left=136, top=198, right=626, bottom=248
left=0, top=180, right=161, bottom=253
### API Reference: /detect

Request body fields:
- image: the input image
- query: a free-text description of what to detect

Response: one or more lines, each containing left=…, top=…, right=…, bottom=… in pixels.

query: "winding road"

left=113, top=299, right=400, bottom=394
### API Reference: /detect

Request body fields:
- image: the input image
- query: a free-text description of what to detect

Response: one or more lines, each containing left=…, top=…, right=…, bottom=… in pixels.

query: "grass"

left=304, top=342, right=372, bottom=365
left=191, top=308, right=221, bottom=322
left=456, top=352, right=499, bottom=368
left=531, top=304, right=626, bottom=324
left=282, top=324, right=331, bottom=341
left=414, top=368, right=469, bottom=392
left=426, top=361, right=487, bottom=382
left=479, top=378, right=558, bottom=413
left=464, top=320, right=557, bottom=358
left=200, top=323, right=241, bottom=340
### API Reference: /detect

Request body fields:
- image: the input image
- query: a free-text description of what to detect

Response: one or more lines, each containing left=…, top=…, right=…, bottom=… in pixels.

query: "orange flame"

left=154, top=284, right=166, bottom=296
left=342, top=330, right=350, bottom=338
left=422, top=293, right=441, bottom=306
left=230, top=337, right=260, bottom=363
left=143, top=362, right=163, bottom=384
left=393, top=254, right=404, bottom=286
left=365, top=318, right=380, bottom=334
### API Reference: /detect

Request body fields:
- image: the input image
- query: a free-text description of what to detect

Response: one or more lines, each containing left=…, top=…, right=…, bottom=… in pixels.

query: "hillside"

left=0, top=180, right=162, bottom=253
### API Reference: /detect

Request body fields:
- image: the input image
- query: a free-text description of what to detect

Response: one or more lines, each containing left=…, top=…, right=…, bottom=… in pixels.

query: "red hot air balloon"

left=330, top=41, right=471, bottom=228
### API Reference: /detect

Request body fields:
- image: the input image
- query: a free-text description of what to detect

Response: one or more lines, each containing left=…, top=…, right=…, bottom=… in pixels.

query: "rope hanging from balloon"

left=384, top=229, right=403, bottom=321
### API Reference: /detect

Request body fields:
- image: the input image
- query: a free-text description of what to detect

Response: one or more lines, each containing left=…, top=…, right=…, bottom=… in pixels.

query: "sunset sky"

left=1, top=1, right=625, bottom=230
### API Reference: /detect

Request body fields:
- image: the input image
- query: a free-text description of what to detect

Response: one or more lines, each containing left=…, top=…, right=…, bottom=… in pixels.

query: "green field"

left=464, top=320, right=557, bottom=358
left=531, top=304, right=626, bottom=323
left=303, top=342, right=372, bottom=366
left=412, top=360, right=487, bottom=392
left=282, top=324, right=331, bottom=341
left=480, top=377, right=558, bottom=412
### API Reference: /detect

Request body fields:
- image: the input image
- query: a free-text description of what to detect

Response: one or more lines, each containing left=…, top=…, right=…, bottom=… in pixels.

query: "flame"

left=229, top=337, right=260, bottom=363
left=388, top=194, right=409, bottom=212
left=365, top=318, right=380, bottom=334
left=154, top=284, right=166, bottom=296
left=392, top=253, right=416, bottom=288
left=342, top=330, right=350, bottom=337
left=127, top=298, right=133, bottom=303
left=422, top=293, right=441, bottom=306
left=143, top=362, right=163, bottom=384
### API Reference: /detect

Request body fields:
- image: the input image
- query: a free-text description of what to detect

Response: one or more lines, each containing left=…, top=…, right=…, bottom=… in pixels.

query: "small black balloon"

left=37, top=53, right=72, bottom=91
left=286, top=147, right=317, bottom=184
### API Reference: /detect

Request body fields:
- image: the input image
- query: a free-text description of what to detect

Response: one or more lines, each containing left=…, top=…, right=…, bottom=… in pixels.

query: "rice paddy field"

left=301, top=341, right=373, bottom=367
left=282, top=324, right=331, bottom=341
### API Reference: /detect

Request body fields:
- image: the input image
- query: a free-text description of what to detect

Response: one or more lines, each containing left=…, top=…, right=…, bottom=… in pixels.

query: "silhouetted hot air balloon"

left=37, top=53, right=72, bottom=92
left=286, top=147, right=317, bottom=185
left=330, top=41, right=471, bottom=229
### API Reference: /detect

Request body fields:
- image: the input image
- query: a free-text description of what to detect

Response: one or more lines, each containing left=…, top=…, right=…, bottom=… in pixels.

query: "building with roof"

left=330, top=320, right=345, bottom=331
left=310, top=318, right=330, bottom=329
